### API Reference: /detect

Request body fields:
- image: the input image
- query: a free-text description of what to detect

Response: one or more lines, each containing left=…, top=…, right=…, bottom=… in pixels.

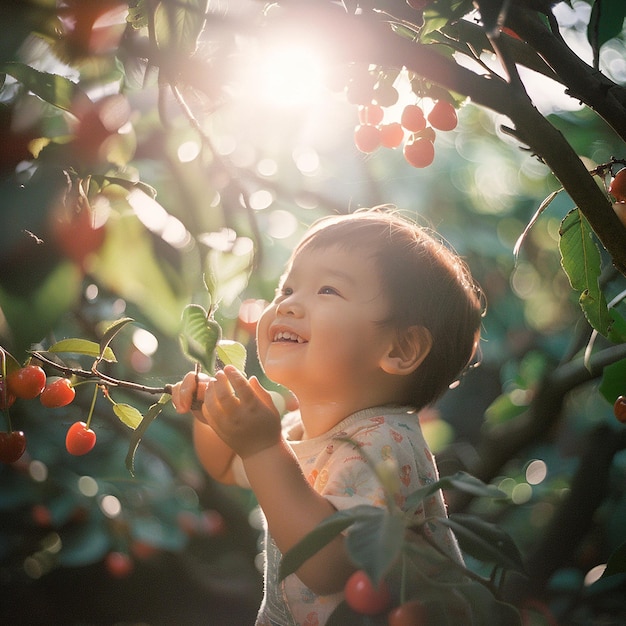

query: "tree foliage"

left=1, top=0, right=626, bottom=623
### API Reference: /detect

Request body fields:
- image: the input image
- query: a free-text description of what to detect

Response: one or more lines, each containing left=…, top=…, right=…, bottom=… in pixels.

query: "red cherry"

left=51, top=205, right=107, bottom=267
left=427, top=100, right=458, bottom=131
left=403, top=138, right=435, bottom=168
left=0, top=431, right=27, bottom=463
left=358, top=104, right=384, bottom=126
left=380, top=123, right=404, bottom=149
left=387, top=600, right=428, bottom=625
left=346, top=76, right=376, bottom=106
left=8, top=365, right=46, bottom=399
left=66, top=421, right=96, bottom=455
left=373, top=84, right=399, bottom=107
left=609, top=169, right=626, bottom=203
left=344, top=570, right=391, bottom=615
left=354, top=124, right=382, bottom=154
left=40, top=377, right=76, bottom=408
left=105, top=551, right=134, bottom=578
left=400, top=104, right=426, bottom=132
left=614, top=396, right=626, bottom=423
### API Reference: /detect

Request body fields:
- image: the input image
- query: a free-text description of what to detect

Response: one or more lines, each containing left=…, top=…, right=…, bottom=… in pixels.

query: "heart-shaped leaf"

left=178, top=304, right=221, bottom=374
left=216, top=340, right=247, bottom=372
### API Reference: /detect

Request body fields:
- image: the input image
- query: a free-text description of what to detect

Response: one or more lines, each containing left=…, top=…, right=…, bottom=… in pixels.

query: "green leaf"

left=599, top=358, right=626, bottom=404
left=455, top=580, right=523, bottom=625
left=178, top=304, right=221, bottom=374
left=127, top=0, right=150, bottom=30
left=154, top=0, right=209, bottom=57
left=484, top=393, right=527, bottom=425
left=205, top=247, right=253, bottom=307
left=279, top=506, right=376, bottom=581
left=405, top=472, right=505, bottom=511
left=113, top=403, right=143, bottom=430
left=607, top=308, right=626, bottom=343
left=0, top=61, right=91, bottom=113
left=216, top=340, right=247, bottom=372
left=346, top=509, right=405, bottom=584
left=441, top=514, right=525, bottom=572
left=125, top=394, right=171, bottom=476
left=421, top=0, right=475, bottom=40
left=48, top=338, right=116, bottom=363
left=559, top=209, right=612, bottom=336
left=442, top=473, right=506, bottom=499
left=588, top=0, right=626, bottom=52
left=99, top=317, right=134, bottom=359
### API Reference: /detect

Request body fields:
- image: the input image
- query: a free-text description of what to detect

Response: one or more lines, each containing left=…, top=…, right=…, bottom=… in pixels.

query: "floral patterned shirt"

left=234, top=406, right=461, bottom=626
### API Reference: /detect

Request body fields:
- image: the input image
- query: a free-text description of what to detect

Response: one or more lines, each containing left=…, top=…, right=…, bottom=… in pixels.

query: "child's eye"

left=276, top=286, right=293, bottom=298
left=318, top=286, right=339, bottom=296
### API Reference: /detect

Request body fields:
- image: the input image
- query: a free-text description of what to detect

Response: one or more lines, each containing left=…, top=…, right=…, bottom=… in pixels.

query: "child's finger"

left=223, top=365, right=255, bottom=402
left=212, top=369, right=241, bottom=408
left=248, top=376, right=277, bottom=409
left=174, top=371, right=210, bottom=413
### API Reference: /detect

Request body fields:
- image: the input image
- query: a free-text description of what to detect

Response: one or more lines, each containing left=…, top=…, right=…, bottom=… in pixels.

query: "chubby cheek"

left=255, top=306, right=274, bottom=364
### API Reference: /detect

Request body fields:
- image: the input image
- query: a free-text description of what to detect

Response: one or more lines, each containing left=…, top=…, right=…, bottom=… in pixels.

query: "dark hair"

left=293, top=207, right=485, bottom=410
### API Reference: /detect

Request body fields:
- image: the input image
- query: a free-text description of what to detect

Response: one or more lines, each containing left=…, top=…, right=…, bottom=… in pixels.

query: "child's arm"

left=200, top=365, right=355, bottom=595
left=170, top=371, right=237, bottom=483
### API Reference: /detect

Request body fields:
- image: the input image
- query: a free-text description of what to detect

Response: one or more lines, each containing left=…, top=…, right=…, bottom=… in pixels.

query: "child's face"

left=256, top=244, right=397, bottom=401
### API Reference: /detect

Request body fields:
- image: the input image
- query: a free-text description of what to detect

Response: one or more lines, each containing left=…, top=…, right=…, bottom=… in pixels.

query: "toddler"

left=171, top=208, right=484, bottom=625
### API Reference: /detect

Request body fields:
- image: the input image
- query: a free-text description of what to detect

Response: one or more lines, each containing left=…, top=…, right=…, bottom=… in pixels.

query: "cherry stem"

left=85, top=383, right=98, bottom=430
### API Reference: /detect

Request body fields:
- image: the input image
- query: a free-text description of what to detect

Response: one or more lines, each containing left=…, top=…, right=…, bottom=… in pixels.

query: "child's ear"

left=381, top=325, right=432, bottom=376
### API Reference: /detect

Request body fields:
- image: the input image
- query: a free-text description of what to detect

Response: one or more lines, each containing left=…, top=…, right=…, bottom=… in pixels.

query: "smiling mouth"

left=273, top=331, right=306, bottom=343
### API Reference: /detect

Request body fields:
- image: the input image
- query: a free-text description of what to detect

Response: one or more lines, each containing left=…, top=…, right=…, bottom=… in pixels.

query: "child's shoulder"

left=343, top=405, right=420, bottom=433
left=333, top=406, right=427, bottom=455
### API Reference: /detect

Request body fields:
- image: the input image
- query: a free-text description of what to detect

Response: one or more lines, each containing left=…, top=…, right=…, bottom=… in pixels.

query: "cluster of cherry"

left=353, top=100, right=458, bottom=168
left=0, top=362, right=94, bottom=464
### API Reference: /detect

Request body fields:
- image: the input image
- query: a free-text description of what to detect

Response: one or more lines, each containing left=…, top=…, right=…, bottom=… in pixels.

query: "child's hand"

left=172, top=365, right=282, bottom=459
left=200, top=365, right=282, bottom=459
left=170, top=370, right=212, bottom=416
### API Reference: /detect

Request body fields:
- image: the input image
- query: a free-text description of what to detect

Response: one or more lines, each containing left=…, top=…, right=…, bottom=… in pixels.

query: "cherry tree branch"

left=266, top=4, right=626, bottom=275
left=31, top=350, right=172, bottom=395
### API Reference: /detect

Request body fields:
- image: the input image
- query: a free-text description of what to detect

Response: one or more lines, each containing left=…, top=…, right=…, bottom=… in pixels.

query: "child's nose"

left=276, top=296, right=303, bottom=317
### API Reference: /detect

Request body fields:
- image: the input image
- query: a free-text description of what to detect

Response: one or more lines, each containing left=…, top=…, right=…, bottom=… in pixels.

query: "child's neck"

left=290, top=375, right=409, bottom=439
left=296, top=394, right=392, bottom=440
